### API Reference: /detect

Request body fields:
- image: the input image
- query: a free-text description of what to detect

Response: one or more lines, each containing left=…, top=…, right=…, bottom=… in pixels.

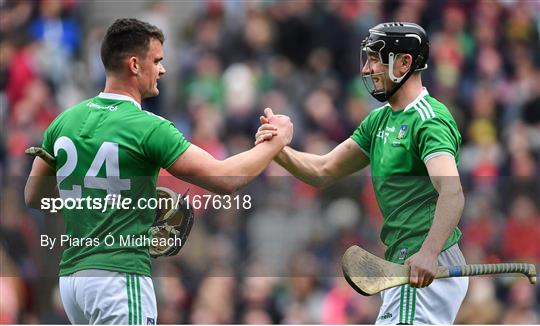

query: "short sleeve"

left=416, top=117, right=461, bottom=163
left=142, top=121, right=191, bottom=169
left=41, top=126, right=54, bottom=156
left=41, top=115, right=62, bottom=157
left=350, top=113, right=376, bottom=157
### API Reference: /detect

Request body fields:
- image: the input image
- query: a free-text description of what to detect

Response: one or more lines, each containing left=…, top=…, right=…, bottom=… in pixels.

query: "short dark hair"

left=101, top=18, right=164, bottom=73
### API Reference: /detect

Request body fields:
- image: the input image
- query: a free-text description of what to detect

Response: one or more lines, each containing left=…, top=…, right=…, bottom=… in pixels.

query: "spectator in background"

left=28, top=0, right=79, bottom=56
left=41, top=286, right=70, bottom=324
left=501, top=195, right=540, bottom=262
left=321, top=278, right=379, bottom=324
left=190, top=275, right=236, bottom=323
left=28, top=0, right=80, bottom=87
left=237, top=277, right=279, bottom=323
left=184, top=52, right=224, bottom=108
left=461, top=194, right=502, bottom=262
left=5, top=38, right=38, bottom=108
left=0, top=247, right=25, bottom=324
left=430, top=4, right=473, bottom=97
left=302, top=88, right=346, bottom=143
left=501, top=278, right=539, bottom=324
left=280, top=253, right=325, bottom=324
left=456, top=278, right=501, bottom=324
left=153, top=262, right=189, bottom=324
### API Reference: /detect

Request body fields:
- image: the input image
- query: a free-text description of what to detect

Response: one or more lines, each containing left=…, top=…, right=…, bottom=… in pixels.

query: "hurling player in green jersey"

left=256, top=23, right=467, bottom=324
left=25, top=18, right=292, bottom=324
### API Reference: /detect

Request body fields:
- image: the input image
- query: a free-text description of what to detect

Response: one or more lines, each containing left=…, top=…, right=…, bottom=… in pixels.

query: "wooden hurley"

left=342, top=245, right=537, bottom=296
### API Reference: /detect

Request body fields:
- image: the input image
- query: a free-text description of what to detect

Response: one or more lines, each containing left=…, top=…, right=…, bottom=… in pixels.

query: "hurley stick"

left=342, top=245, right=537, bottom=296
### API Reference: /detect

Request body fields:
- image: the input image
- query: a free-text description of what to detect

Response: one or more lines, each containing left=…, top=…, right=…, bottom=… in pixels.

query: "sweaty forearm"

left=274, top=147, right=332, bottom=188
left=170, top=137, right=290, bottom=195
left=217, top=139, right=285, bottom=192
left=224, top=140, right=283, bottom=175
left=421, top=188, right=464, bottom=255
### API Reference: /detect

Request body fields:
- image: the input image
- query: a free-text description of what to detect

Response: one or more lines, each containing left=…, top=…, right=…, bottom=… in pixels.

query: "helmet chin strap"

left=376, top=52, right=416, bottom=102
left=388, top=53, right=410, bottom=83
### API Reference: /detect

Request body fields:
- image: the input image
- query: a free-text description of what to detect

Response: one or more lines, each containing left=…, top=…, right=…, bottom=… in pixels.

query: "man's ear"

left=399, top=54, right=413, bottom=74
left=128, top=56, right=139, bottom=76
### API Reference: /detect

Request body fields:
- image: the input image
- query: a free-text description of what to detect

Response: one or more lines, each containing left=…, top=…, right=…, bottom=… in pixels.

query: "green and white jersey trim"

left=402, top=88, right=428, bottom=111
left=358, top=146, right=371, bottom=158
left=403, top=88, right=436, bottom=121
left=98, top=92, right=142, bottom=110
left=98, top=92, right=168, bottom=122
left=423, top=151, right=455, bottom=164
left=418, top=98, right=436, bottom=119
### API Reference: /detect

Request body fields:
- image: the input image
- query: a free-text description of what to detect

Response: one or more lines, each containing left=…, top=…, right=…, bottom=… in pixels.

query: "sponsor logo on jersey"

left=147, top=317, right=156, bottom=324
left=377, top=128, right=390, bottom=144
left=87, top=101, right=118, bottom=111
left=380, top=312, right=393, bottom=320
left=397, top=124, right=408, bottom=139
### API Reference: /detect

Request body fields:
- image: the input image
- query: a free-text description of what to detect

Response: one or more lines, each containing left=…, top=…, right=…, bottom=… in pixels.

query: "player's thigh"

left=375, top=285, right=402, bottom=324
left=125, top=274, right=158, bottom=325
left=376, top=245, right=469, bottom=324
left=72, top=270, right=157, bottom=324
left=376, top=284, right=429, bottom=325
left=414, top=276, right=468, bottom=324
left=376, top=278, right=467, bottom=325
left=413, top=244, right=469, bottom=324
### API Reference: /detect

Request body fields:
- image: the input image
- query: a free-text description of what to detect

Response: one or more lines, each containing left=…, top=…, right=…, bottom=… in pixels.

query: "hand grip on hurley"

left=25, top=146, right=56, bottom=168
left=342, top=245, right=537, bottom=296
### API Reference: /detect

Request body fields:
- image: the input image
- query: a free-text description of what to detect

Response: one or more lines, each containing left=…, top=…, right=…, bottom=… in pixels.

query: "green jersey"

left=42, top=93, right=190, bottom=276
left=351, top=89, right=462, bottom=263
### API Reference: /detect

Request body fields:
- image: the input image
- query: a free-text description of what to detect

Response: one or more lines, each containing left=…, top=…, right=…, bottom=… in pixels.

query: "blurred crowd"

left=1, top=0, right=539, bottom=324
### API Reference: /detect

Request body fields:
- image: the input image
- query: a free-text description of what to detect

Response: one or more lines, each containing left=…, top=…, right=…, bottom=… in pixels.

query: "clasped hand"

left=254, top=108, right=293, bottom=146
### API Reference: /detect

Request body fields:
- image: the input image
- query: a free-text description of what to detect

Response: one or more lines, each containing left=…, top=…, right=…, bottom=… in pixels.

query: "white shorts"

left=59, top=269, right=157, bottom=324
left=375, top=244, right=469, bottom=325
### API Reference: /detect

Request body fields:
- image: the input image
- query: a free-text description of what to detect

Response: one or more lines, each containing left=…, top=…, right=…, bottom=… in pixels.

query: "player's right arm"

left=25, top=156, right=58, bottom=208
left=254, top=108, right=370, bottom=188
left=270, top=139, right=369, bottom=188
left=167, top=112, right=293, bottom=194
left=167, top=139, right=289, bottom=195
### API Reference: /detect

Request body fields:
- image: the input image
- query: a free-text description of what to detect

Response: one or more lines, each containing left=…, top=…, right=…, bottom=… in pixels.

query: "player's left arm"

left=25, top=157, right=58, bottom=208
left=406, top=154, right=464, bottom=288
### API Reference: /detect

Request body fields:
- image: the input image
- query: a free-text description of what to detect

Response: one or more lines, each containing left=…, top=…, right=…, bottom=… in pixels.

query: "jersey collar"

left=403, top=88, right=429, bottom=112
left=98, top=92, right=142, bottom=110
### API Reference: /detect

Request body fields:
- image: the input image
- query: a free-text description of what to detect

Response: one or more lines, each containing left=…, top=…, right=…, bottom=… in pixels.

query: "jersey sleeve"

left=41, top=125, right=54, bottom=156
left=350, top=112, right=377, bottom=157
left=142, top=120, right=191, bottom=169
left=41, top=114, right=63, bottom=156
left=416, top=117, right=461, bottom=163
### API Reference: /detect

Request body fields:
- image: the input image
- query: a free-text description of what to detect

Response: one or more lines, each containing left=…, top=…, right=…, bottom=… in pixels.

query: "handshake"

left=253, top=108, right=293, bottom=147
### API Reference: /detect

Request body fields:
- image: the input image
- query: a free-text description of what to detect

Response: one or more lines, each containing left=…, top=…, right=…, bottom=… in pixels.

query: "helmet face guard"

left=360, top=46, right=392, bottom=102
left=360, top=22, right=429, bottom=102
